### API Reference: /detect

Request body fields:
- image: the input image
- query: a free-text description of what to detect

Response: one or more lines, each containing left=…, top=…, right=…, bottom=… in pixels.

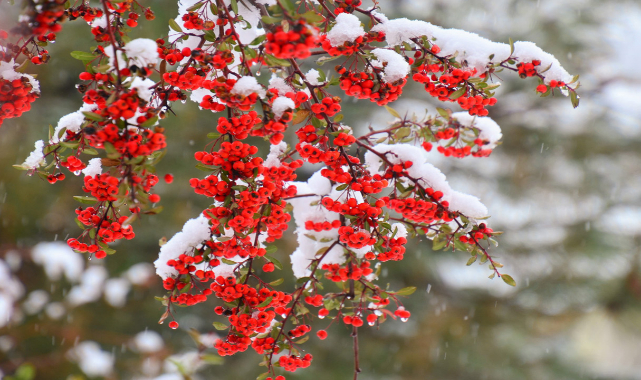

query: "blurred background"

left=1, top=0, right=641, bottom=379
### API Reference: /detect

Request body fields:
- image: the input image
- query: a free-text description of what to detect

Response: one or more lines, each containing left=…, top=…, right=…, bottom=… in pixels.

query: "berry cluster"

left=265, top=21, right=319, bottom=59
left=319, top=31, right=385, bottom=56
left=0, top=76, right=39, bottom=127
left=338, top=67, right=406, bottom=105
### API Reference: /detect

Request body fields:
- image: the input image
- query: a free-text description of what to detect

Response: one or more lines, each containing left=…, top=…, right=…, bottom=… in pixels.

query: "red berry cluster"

left=319, top=31, right=384, bottom=56
left=338, top=67, right=406, bottom=105
left=216, top=111, right=261, bottom=140
left=322, top=261, right=373, bottom=281
left=459, top=223, right=494, bottom=244
left=97, top=215, right=135, bottom=243
left=536, top=79, right=567, bottom=93
left=67, top=238, right=107, bottom=259
left=83, top=174, right=120, bottom=202
left=311, top=97, right=341, bottom=118
left=61, top=156, right=87, bottom=173
left=279, top=354, right=312, bottom=372
left=517, top=60, right=542, bottom=78
left=413, top=65, right=496, bottom=116
left=333, top=0, right=363, bottom=14
left=265, top=20, right=319, bottom=59
left=0, top=76, right=39, bottom=127
left=386, top=195, right=454, bottom=224
left=337, top=226, right=376, bottom=249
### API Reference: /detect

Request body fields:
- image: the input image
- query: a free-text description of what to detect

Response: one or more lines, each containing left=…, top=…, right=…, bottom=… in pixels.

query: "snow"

left=371, top=49, right=410, bottom=83
left=287, top=179, right=345, bottom=278
left=391, top=223, right=408, bottom=239
left=51, top=103, right=97, bottom=144
left=432, top=28, right=511, bottom=74
left=272, top=96, right=296, bottom=120
left=104, top=44, right=126, bottom=72
left=45, top=302, right=66, bottom=320
left=82, top=158, right=103, bottom=177
left=22, top=290, right=49, bottom=315
left=268, top=75, right=294, bottom=95
left=68, top=341, right=114, bottom=377
left=235, top=2, right=264, bottom=45
left=264, top=141, right=288, bottom=168
left=154, top=214, right=211, bottom=280
left=230, top=76, right=266, bottom=98
left=255, top=0, right=276, bottom=5
left=364, top=144, right=489, bottom=218
left=0, top=59, right=40, bottom=93
left=130, top=77, right=156, bottom=102
left=307, top=170, right=332, bottom=196
left=52, top=111, right=85, bottom=143
left=371, top=18, right=437, bottom=46
left=190, top=88, right=214, bottom=104
left=90, top=15, right=107, bottom=29
left=125, top=263, right=155, bottom=285
left=371, top=17, right=571, bottom=81
left=133, top=330, right=164, bottom=353
left=22, top=140, right=45, bottom=169
left=326, top=13, right=365, bottom=46
left=513, top=41, right=573, bottom=84
left=306, top=69, right=324, bottom=86
left=124, top=38, right=160, bottom=68
left=67, top=266, right=108, bottom=306
left=0, top=259, right=24, bottom=328
left=104, top=278, right=131, bottom=308
left=451, top=112, right=503, bottom=149
left=32, top=242, right=84, bottom=282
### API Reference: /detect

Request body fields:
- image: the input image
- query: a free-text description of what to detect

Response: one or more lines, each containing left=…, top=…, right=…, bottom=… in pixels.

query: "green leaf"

left=73, top=196, right=98, bottom=204
left=201, top=353, right=224, bottom=365
left=279, top=0, right=296, bottom=14
left=449, top=87, right=466, bottom=100
left=269, top=278, right=284, bottom=286
left=264, top=55, right=292, bottom=67
left=70, top=51, right=95, bottom=61
left=395, top=286, right=417, bottom=296
left=316, top=55, right=341, bottom=66
left=466, top=255, right=477, bottom=266
left=187, top=2, right=205, bottom=11
left=261, top=15, right=280, bottom=24
left=432, top=237, right=447, bottom=251
left=139, top=116, right=158, bottom=128
left=335, top=183, right=348, bottom=191
left=221, top=258, right=236, bottom=265
left=436, top=107, right=450, bottom=118
left=384, top=105, right=401, bottom=119
left=257, top=296, right=273, bottom=308
left=12, top=164, right=31, bottom=171
left=265, top=245, right=277, bottom=255
left=230, top=0, right=238, bottom=14
left=570, top=91, right=580, bottom=109
left=168, top=18, right=183, bottom=33
left=212, top=321, right=228, bottom=330
left=509, top=37, right=514, bottom=56
left=501, top=274, right=516, bottom=286
left=82, top=111, right=104, bottom=121
left=301, top=10, right=325, bottom=23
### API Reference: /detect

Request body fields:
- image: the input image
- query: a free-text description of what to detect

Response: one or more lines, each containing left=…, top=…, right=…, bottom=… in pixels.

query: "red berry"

left=168, top=321, right=179, bottom=329
left=316, top=330, right=328, bottom=340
